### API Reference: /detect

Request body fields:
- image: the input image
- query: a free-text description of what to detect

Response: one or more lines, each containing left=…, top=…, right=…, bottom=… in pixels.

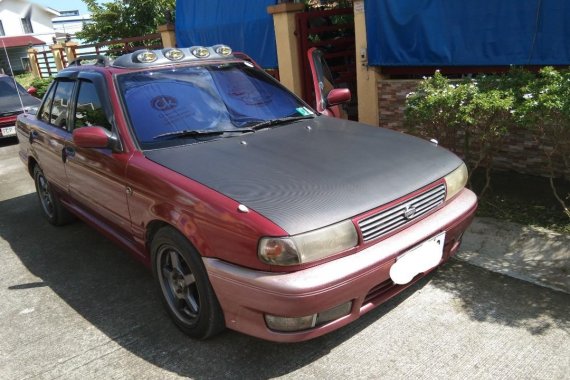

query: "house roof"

left=0, top=36, right=45, bottom=48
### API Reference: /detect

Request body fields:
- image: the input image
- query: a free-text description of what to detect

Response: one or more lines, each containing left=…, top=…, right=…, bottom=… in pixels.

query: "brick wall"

left=378, top=79, right=570, bottom=180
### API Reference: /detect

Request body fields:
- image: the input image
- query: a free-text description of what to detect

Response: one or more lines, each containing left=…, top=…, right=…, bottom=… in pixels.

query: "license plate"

left=389, top=232, right=445, bottom=285
left=1, top=126, right=16, bottom=137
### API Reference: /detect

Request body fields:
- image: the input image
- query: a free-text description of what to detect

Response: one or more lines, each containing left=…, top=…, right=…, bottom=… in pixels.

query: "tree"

left=77, top=0, right=175, bottom=43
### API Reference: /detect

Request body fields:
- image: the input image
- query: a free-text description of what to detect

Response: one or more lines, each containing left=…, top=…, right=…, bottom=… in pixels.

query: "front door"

left=64, top=73, right=132, bottom=234
left=307, top=47, right=347, bottom=119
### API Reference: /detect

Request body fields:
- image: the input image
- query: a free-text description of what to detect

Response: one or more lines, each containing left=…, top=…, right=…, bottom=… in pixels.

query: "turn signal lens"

left=191, top=46, right=210, bottom=58
left=258, top=220, right=358, bottom=266
left=444, top=162, right=468, bottom=201
left=164, top=48, right=185, bottom=61
left=258, top=237, right=300, bottom=266
left=213, top=44, right=232, bottom=56
left=136, top=51, right=158, bottom=63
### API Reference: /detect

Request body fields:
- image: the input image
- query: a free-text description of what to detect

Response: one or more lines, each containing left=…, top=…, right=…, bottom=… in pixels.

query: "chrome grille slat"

left=410, top=191, right=445, bottom=209
left=358, top=184, right=446, bottom=242
left=360, top=208, right=407, bottom=233
left=363, top=218, right=408, bottom=241
left=359, top=204, right=407, bottom=228
left=362, top=214, right=407, bottom=237
left=412, top=196, right=441, bottom=210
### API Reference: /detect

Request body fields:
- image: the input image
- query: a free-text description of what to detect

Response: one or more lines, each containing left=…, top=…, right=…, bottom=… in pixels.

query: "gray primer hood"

left=145, top=117, right=462, bottom=235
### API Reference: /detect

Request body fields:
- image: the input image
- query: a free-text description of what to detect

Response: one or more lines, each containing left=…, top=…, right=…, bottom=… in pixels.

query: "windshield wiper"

left=248, top=115, right=315, bottom=131
left=153, top=129, right=252, bottom=140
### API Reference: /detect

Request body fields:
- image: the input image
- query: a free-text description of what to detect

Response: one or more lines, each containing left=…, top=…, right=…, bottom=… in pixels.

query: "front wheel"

left=33, top=165, right=74, bottom=226
left=151, top=227, right=225, bottom=339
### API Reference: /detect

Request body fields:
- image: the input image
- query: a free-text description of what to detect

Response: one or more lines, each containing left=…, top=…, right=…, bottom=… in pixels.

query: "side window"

left=39, top=83, right=56, bottom=123
left=49, top=80, right=75, bottom=129
left=74, top=81, right=111, bottom=131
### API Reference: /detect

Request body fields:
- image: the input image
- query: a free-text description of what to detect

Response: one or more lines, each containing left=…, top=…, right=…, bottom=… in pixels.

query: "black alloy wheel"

left=33, top=165, right=74, bottom=226
left=151, top=227, right=225, bottom=339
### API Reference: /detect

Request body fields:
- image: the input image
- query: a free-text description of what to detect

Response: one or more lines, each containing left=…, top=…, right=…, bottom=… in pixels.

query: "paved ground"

left=1, top=138, right=569, bottom=379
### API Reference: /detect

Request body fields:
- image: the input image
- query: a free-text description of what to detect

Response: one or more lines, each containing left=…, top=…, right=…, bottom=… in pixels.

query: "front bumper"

left=205, top=188, right=477, bottom=342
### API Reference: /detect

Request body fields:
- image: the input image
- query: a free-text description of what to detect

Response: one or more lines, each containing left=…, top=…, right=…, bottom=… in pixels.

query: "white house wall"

left=0, top=0, right=57, bottom=44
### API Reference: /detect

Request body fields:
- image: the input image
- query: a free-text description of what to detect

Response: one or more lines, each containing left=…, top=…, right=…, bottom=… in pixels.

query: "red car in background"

left=0, top=74, right=40, bottom=139
left=16, top=46, right=476, bottom=342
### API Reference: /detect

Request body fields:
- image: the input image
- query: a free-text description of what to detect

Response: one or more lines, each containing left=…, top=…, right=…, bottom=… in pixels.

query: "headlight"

left=444, top=162, right=468, bottom=201
left=258, top=220, right=358, bottom=266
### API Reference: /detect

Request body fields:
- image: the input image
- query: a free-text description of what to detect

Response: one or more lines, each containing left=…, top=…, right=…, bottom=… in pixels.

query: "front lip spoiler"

left=204, top=188, right=477, bottom=342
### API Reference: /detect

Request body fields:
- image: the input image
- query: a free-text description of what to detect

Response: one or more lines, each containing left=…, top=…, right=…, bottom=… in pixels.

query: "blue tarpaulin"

left=365, top=0, right=570, bottom=66
left=175, top=0, right=278, bottom=68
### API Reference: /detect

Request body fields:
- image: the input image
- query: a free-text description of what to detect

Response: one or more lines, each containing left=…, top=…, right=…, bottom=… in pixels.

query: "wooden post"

left=158, top=24, right=176, bottom=48
left=27, top=48, right=41, bottom=78
left=354, top=0, right=381, bottom=126
left=267, top=2, right=305, bottom=97
left=51, top=43, right=64, bottom=71
left=65, top=41, right=78, bottom=62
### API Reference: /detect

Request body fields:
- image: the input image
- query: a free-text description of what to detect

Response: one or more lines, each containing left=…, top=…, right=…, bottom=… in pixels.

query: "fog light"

left=265, top=314, right=316, bottom=332
left=265, top=301, right=353, bottom=332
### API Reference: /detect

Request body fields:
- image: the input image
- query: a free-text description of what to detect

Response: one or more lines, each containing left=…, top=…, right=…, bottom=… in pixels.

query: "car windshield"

left=0, top=77, right=28, bottom=98
left=117, top=63, right=314, bottom=148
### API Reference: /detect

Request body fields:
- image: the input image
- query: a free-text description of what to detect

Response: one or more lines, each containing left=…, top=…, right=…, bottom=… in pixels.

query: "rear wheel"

left=151, top=227, right=225, bottom=339
left=33, top=165, right=74, bottom=226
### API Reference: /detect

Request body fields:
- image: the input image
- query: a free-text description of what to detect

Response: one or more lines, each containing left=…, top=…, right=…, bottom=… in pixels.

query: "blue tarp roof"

left=365, top=0, right=570, bottom=66
left=175, top=0, right=278, bottom=68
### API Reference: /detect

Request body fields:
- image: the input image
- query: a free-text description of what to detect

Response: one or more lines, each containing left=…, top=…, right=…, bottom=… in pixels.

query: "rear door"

left=29, top=77, right=75, bottom=194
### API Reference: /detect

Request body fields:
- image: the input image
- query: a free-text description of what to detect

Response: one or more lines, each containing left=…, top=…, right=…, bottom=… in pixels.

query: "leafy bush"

left=29, top=77, right=54, bottom=99
left=404, top=68, right=570, bottom=218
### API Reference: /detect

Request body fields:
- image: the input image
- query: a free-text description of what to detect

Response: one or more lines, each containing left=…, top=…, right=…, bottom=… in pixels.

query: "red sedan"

left=17, top=46, right=476, bottom=342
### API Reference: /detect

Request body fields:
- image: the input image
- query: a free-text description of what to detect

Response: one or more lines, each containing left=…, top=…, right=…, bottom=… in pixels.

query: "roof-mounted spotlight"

left=191, top=46, right=210, bottom=58
left=213, top=44, right=232, bottom=56
left=164, top=48, right=185, bottom=61
left=135, top=50, right=158, bottom=63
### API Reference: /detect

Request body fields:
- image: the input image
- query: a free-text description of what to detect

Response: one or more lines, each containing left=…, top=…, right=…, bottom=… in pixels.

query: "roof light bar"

left=113, top=45, right=236, bottom=68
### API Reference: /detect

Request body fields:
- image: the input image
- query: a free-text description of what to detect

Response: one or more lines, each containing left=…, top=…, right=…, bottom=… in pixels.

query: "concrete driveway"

left=1, top=138, right=569, bottom=379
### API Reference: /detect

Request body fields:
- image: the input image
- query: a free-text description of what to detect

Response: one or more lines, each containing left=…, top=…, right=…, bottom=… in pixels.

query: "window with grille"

left=21, top=17, right=33, bottom=34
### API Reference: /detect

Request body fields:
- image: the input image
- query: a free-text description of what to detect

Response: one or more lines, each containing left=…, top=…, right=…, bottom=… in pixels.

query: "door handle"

left=62, top=146, right=75, bottom=163
left=29, top=130, right=39, bottom=144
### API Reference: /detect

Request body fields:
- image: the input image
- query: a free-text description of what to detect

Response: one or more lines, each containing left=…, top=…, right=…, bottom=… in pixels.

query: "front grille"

left=358, top=183, right=446, bottom=242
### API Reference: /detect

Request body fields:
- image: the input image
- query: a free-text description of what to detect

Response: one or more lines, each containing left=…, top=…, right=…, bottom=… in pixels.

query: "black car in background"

left=0, top=74, right=40, bottom=139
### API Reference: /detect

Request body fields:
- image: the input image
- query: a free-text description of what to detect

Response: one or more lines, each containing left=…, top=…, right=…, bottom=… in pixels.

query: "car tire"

left=151, top=226, right=225, bottom=339
left=33, top=165, right=74, bottom=226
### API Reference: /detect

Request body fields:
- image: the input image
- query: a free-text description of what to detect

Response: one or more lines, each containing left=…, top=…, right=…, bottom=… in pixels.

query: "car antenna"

left=1, top=39, right=27, bottom=114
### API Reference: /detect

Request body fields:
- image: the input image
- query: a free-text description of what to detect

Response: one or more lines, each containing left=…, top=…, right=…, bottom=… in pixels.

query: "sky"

left=32, top=0, right=90, bottom=14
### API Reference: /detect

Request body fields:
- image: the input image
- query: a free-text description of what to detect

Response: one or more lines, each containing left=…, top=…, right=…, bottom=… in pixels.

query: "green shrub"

left=29, top=77, right=55, bottom=98
left=404, top=67, right=570, bottom=218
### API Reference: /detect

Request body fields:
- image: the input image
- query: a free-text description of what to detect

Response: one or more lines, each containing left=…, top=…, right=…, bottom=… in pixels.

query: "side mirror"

left=27, top=86, right=37, bottom=96
left=326, top=88, right=351, bottom=107
left=73, top=126, right=113, bottom=149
